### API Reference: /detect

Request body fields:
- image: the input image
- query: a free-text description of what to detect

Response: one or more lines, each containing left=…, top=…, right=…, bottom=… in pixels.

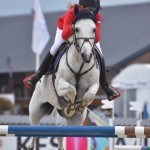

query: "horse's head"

left=72, top=5, right=99, bottom=63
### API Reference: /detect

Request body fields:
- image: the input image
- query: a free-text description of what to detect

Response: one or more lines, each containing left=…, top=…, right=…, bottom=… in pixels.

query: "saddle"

left=45, top=43, right=103, bottom=76
left=46, top=43, right=69, bottom=75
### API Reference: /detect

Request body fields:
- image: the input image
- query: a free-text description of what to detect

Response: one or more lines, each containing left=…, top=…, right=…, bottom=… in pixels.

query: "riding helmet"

left=79, top=0, right=100, bottom=9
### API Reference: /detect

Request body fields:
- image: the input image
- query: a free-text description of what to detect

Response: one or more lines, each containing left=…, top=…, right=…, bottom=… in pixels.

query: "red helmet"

left=79, top=0, right=100, bottom=9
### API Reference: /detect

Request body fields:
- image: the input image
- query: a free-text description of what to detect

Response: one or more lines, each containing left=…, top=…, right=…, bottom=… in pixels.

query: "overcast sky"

left=0, top=0, right=150, bottom=16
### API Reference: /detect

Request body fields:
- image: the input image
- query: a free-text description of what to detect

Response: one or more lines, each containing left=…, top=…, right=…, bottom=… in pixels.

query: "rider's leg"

left=24, top=28, right=64, bottom=90
left=96, top=42, right=119, bottom=101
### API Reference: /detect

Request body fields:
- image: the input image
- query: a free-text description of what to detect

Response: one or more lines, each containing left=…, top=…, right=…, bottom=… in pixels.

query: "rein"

left=52, top=43, right=95, bottom=108
left=70, top=26, right=96, bottom=94
left=66, top=47, right=95, bottom=90
left=66, top=46, right=95, bottom=101
left=52, top=19, right=97, bottom=111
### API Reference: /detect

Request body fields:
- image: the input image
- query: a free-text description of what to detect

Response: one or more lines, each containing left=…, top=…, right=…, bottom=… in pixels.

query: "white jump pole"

left=114, top=145, right=150, bottom=150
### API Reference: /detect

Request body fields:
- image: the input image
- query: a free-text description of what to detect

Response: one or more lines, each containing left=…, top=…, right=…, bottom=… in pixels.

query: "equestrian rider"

left=24, top=0, right=120, bottom=101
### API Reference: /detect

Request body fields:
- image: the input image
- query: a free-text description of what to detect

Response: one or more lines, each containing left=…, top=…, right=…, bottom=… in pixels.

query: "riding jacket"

left=57, top=7, right=102, bottom=43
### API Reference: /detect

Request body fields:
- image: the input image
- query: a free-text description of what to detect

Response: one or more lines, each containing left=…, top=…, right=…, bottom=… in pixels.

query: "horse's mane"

left=72, top=8, right=97, bottom=25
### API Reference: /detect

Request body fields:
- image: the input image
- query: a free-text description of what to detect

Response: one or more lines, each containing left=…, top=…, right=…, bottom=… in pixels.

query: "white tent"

left=111, top=64, right=150, bottom=118
left=112, top=63, right=150, bottom=89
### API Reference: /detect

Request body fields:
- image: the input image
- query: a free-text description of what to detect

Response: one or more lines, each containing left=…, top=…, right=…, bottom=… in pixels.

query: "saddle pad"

left=46, top=43, right=69, bottom=75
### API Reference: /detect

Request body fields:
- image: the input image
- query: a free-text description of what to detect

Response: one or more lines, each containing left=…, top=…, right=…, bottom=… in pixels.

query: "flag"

left=6, top=57, right=14, bottom=92
left=32, top=0, right=50, bottom=55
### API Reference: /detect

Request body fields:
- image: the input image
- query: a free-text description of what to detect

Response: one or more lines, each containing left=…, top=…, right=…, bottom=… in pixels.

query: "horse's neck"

left=67, top=45, right=94, bottom=73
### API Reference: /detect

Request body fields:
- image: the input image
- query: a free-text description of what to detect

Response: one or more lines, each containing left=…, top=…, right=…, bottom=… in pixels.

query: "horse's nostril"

left=90, top=53, right=92, bottom=58
left=81, top=53, right=85, bottom=58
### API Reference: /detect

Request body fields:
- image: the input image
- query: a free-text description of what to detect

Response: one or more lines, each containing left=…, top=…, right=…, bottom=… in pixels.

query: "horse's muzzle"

left=81, top=52, right=92, bottom=63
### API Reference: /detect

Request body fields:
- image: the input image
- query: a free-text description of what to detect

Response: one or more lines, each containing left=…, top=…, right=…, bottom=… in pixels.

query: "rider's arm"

left=95, top=12, right=102, bottom=43
left=57, top=15, right=65, bottom=29
left=62, top=8, right=75, bottom=40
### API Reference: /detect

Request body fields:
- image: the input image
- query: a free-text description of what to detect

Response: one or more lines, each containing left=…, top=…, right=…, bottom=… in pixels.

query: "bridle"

left=52, top=18, right=98, bottom=117
left=73, top=25, right=96, bottom=53
left=65, top=22, right=97, bottom=101
left=52, top=6, right=100, bottom=117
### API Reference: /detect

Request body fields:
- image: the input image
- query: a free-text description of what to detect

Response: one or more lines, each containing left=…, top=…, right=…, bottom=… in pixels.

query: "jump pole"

left=114, top=145, right=150, bottom=150
left=0, top=125, right=150, bottom=137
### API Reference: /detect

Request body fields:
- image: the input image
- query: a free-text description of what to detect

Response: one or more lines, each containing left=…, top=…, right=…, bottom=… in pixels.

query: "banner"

left=32, top=0, right=50, bottom=55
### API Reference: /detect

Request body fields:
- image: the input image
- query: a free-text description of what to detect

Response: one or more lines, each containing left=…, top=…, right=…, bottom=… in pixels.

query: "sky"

left=0, top=0, right=150, bottom=16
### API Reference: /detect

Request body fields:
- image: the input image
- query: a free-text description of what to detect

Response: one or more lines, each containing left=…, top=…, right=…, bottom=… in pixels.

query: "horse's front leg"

left=56, top=78, right=77, bottom=117
left=75, top=83, right=99, bottom=115
left=27, top=88, right=47, bottom=150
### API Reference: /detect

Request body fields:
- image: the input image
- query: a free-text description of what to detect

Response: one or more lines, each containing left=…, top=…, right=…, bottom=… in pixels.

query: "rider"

left=23, top=0, right=120, bottom=101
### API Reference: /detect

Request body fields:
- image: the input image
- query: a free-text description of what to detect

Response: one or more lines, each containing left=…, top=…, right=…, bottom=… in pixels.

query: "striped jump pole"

left=0, top=125, right=150, bottom=137
left=114, top=145, right=150, bottom=150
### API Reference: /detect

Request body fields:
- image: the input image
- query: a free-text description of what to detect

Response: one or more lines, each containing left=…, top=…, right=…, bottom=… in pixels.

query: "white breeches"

left=50, top=27, right=103, bottom=56
left=50, top=28, right=64, bottom=55
left=95, top=42, right=103, bottom=56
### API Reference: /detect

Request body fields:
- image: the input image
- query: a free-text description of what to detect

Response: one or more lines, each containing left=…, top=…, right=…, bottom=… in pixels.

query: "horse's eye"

left=75, top=28, right=79, bottom=32
left=93, top=28, right=96, bottom=32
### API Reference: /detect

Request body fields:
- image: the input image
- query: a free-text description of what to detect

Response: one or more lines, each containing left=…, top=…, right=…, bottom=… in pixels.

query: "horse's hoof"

left=27, top=146, right=34, bottom=150
left=63, top=108, right=75, bottom=117
left=57, top=107, right=75, bottom=118
left=76, top=111, right=83, bottom=115
left=57, top=109, right=71, bottom=118
left=76, top=111, right=82, bottom=115
left=75, top=106, right=84, bottom=115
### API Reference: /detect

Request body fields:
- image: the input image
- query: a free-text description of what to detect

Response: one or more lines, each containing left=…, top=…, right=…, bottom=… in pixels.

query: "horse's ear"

left=74, top=5, right=79, bottom=16
left=93, top=5, right=100, bottom=16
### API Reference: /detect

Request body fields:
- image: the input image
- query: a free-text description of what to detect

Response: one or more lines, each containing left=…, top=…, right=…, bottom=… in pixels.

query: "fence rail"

left=0, top=125, right=150, bottom=137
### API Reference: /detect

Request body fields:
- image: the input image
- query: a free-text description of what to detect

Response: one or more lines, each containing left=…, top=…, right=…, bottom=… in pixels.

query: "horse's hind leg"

left=57, top=108, right=87, bottom=149
left=27, top=107, right=46, bottom=150
left=57, top=137, right=64, bottom=150
left=27, top=91, right=54, bottom=150
left=56, top=109, right=87, bottom=150
left=28, top=101, right=44, bottom=150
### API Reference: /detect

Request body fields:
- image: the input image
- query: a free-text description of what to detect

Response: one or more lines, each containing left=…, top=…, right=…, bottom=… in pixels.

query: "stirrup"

left=107, top=86, right=121, bottom=101
left=23, top=74, right=37, bottom=90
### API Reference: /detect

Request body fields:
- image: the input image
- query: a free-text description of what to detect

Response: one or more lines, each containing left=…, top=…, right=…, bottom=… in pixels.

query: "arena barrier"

left=114, top=145, right=150, bottom=150
left=0, top=125, right=150, bottom=137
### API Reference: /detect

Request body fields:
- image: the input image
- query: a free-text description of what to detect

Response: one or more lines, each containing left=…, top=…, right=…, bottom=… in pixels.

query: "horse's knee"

left=58, top=84, right=76, bottom=102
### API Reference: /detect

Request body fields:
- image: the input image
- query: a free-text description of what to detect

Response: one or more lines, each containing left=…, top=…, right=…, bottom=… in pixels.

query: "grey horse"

left=28, top=6, right=100, bottom=150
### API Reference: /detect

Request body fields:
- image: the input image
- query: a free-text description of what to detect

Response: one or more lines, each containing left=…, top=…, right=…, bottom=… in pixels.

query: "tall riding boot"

left=100, top=57, right=119, bottom=101
left=24, top=52, right=53, bottom=90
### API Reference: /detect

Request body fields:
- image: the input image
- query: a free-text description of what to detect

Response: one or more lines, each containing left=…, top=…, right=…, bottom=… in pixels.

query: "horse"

left=27, top=6, right=100, bottom=150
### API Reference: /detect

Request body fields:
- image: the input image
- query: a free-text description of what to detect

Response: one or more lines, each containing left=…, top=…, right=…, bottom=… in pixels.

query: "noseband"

left=73, top=26, right=96, bottom=53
